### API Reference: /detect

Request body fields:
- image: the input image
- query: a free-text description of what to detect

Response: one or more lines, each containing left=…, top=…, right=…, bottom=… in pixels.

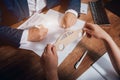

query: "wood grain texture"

left=0, top=0, right=120, bottom=80
left=0, top=46, right=45, bottom=80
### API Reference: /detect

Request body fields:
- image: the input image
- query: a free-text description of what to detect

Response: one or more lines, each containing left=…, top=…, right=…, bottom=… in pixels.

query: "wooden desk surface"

left=0, top=0, right=120, bottom=80
left=58, top=0, right=120, bottom=80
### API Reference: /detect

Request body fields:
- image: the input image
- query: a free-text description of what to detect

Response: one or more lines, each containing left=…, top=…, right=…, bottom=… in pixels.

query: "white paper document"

left=77, top=52, right=120, bottom=80
left=77, top=67, right=105, bottom=80
left=92, top=52, right=120, bottom=80
left=81, top=3, right=88, bottom=14
left=80, top=3, right=88, bottom=14
left=18, top=9, right=85, bottom=66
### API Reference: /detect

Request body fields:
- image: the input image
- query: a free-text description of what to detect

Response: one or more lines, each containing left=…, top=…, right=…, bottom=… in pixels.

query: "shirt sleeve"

left=65, top=9, right=78, bottom=17
left=0, top=25, right=23, bottom=47
left=19, top=30, right=31, bottom=48
left=67, top=0, right=81, bottom=14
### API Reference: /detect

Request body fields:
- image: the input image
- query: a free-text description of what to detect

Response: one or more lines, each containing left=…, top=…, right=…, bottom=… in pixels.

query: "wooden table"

left=0, top=0, right=120, bottom=80
left=58, top=0, right=120, bottom=80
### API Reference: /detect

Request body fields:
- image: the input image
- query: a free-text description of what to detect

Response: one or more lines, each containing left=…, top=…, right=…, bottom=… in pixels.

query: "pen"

left=75, top=50, right=88, bottom=69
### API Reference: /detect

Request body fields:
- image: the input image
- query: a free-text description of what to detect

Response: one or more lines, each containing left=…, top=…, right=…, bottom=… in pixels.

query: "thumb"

left=83, top=28, right=92, bottom=35
left=52, top=45, right=57, bottom=56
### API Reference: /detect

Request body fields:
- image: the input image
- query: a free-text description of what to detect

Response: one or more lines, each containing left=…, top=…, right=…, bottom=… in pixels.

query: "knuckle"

left=38, top=34, right=42, bottom=39
left=39, top=37, right=43, bottom=41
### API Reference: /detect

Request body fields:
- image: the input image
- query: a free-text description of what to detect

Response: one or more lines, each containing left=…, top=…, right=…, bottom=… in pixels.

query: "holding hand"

left=84, top=23, right=120, bottom=75
left=41, top=44, right=58, bottom=80
left=28, top=25, right=48, bottom=42
left=83, top=23, right=110, bottom=40
left=41, top=44, right=58, bottom=72
left=61, top=12, right=77, bottom=28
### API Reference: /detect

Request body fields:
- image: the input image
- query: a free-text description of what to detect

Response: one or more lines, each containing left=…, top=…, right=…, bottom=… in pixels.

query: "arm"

left=0, top=1, right=48, bottom=48
left=103, top=33, right=120, bottom=75
left=67, top=0, right=80, bottom=14
left=0, top=3, right=23, bottom=47
left=46, top=0, right=80, bottom=28
left=0, top=25, right=48, bottom=48
left=0, top=25, right=23, bottom=47
left=41, top=44, right=58, bottom=80
left=84, top=23, right=120, bottom=75
left=61, top=0, right=81, bottom=28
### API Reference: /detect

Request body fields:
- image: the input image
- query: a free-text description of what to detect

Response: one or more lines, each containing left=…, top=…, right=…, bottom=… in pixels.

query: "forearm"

left=0, top=25, right=23, bottom=47
left=104, top=36, right=120, bottom=75
left=46, top=70, right=59, bottom=80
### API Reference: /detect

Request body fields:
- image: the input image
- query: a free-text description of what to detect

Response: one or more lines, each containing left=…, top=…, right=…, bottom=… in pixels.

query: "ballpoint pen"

left=75, top=50, right=88, bottom=69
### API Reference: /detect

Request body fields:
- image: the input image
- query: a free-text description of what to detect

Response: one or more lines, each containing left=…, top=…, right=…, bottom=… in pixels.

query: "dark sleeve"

left=46, top=0, right=60, bottom=9
left=67, top=0, right=81, bottom=14
left=0, top=26, right=23, bottom=48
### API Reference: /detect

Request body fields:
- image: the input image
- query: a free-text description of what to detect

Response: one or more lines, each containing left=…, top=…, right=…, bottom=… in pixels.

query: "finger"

left=40, top=24, right=44, bottom=26
left=65, top=16, right=77, bottom=28
left=83, top=28, right=92, bottom=38
left=39, top=32, right=48, bottom=41
left=62, top=21, right=67, bottom=29
left=63, top=24, right=66, bottom=28
left=83, top=28, right=93, bottom=35
left=66, top=21, right=71, bottom=28
left=69, top=18, right=76, bottom=27
left=35, top=25, right=43, bottom=29
left=42, top=46, right=47, bottom=55
left=40, top=29, right=48, bottom=36
left=39, top=24, right=45, bottom=28
left=64, top=17, right=70, bottom=28
left=45, top=28, right=48, bottom=33
left=72, top=16, right=77, bottom=23
left=61, top=17, right=66, bottom=28
left=39, top=28, right=48, bottom=37
left=43, top=32, right=47, bottom=37
left=46, top=44, right=53, bottom=54
left=44, top=46, right=47, bottom=53
left=43, top=29, right=48, bottom=37
left=85, top=23, right=94, bottom=30
left=63, top=15, right=69, bottom=28
left=52, top=45, right=57, bottom=56
left=44, top=28, right=48, bottom=33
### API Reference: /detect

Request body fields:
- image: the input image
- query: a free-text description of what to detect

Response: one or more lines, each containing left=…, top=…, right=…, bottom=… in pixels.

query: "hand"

left=41, top=44, right=58, bottom=80
left=41, top=44, right=58, bottom=72
left=83, top=23, right=110, bottom=40
left=28, top=25, right=48, bottom=42
left=61, top=12, right=77, bottom=28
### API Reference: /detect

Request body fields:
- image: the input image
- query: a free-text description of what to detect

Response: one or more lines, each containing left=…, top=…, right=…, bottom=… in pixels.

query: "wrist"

left=65, top=9, right=78, bottom=17
left=20, top=30, right=29, bottom=44
left=103, top=34, right=112, bottom=42
left=46, top=70, right=58, bottom=80
left=28, top=28, right=32, bottom=41
left=46, top=69, right=58, bottom=75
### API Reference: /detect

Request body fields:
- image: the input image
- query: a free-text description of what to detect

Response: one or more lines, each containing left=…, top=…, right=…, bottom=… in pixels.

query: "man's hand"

left=61, top=12, right=77, bottom=28
left=28, top=25, right=48, bottom=42
left=41, top=44, right=58, bottom=80
left=83, top=23, right=110, bottom=40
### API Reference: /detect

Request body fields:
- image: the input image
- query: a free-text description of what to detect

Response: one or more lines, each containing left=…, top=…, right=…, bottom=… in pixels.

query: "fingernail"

left=53, top=45, right=55, bottom=47
left=62, top=25, right=65, bottom=28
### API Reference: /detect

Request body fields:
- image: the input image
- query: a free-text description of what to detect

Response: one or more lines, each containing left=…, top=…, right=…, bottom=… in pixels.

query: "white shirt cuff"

left=19, top=30, right=30, bottom=48
left=65, top=9, right=78, bottom=17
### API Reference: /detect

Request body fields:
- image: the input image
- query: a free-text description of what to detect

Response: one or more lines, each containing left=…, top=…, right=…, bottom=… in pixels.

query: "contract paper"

left=18, top=9, right=85, bottom=66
